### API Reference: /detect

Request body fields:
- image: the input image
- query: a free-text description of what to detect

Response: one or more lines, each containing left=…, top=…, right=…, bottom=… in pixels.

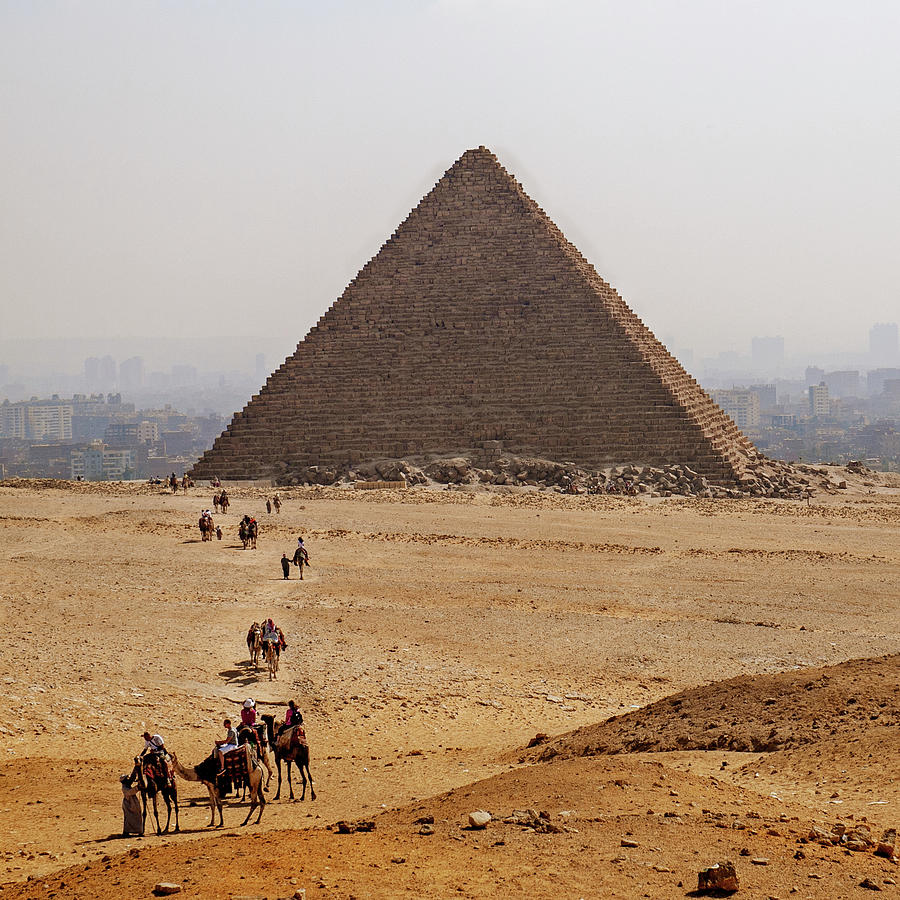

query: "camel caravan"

left=122, top=697, right=314, bottom=835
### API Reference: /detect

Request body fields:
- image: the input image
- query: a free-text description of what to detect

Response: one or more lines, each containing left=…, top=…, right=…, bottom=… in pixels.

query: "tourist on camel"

left=278, top=699, right=301, bottom=737
left=215, top=719, right=239, bottom=775
left=140, top=730, right=173, bottom=779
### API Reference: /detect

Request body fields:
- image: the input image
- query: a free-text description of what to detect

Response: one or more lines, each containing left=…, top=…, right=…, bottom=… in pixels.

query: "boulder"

left=468, top=810, right=491, bottom=829
left=697, top=860, right=739, bottom=893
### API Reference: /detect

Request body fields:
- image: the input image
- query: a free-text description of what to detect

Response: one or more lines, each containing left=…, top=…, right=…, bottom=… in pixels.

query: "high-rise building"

left=0, top=399, right=73, bottom=440
left=809, top=382, right=830, bottom=417
left=805, top=366, right=825, bottom=386
left=710, top=389, right=761, bottom=430
left=751, top=336, right=784, bottom=371
left=119, top=357, right=144, bottom=392
left=98, top=356, right=117, bottom=387
left=824, top=370, right=860, bottom=398
left=867, top=368, right=900, bottom=397
left=870, top=323, right=898, bottom=362
left=748, top=384, right=777, bottom=412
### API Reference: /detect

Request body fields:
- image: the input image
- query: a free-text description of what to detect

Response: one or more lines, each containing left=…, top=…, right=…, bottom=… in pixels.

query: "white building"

left=710, top=389, right=761, bottom=430
left=0, top=399, right=73, bottom=440
left=809, top=382, right=830, bottom=417
left=70, top=442, right=135, bottom=481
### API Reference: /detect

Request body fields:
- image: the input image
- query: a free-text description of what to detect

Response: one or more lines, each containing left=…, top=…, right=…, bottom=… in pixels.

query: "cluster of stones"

left=193, top=147, right=761, bottom=486
left=277, top=451, right=816, bottom=500
left=808, top=823, right=896, bottom=858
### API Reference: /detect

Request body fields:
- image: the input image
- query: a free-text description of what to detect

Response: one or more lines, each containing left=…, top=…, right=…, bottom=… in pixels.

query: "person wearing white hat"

left=240, top=698, right=257, bottom=729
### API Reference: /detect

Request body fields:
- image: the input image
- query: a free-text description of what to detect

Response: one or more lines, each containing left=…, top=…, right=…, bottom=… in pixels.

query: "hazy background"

left=2, top=0, right=898, bottom=375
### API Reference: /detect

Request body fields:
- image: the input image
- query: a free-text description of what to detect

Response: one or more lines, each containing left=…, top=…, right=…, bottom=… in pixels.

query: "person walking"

left=281, top=553, right=290, bottom=579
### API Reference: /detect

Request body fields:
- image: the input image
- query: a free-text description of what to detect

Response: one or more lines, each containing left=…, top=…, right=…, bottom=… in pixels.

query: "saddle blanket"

left=223, top=748, right=249, bottom=782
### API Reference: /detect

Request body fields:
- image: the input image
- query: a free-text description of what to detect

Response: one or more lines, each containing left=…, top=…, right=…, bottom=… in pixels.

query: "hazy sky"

left=2, top=0, right=898, bottom=365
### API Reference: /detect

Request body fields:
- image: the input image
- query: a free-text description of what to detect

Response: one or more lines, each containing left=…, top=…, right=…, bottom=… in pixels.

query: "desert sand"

left=0, top=473, right=898, bottom=898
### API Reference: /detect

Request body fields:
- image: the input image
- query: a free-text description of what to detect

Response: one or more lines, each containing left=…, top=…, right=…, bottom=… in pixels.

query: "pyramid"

left=192, top=147, right=759, bottom=483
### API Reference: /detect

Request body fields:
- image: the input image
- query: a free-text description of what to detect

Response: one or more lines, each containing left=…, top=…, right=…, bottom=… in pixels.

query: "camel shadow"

left=182, top=539, right=203, bottom=544
left=218, top=666, right=259, bottom=687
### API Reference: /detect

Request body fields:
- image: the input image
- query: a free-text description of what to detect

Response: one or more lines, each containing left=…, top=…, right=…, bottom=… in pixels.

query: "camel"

left=199, top=515, right=215, bottom=541
left=246, top=622, right=263, bottom=670
left=219, top=491, right=229, bottom=513
left=249, top=519, right=258, bottom=550
left=260, top=715, right=316, bottom=802
left=130, top=755, right=179, bottom=835
left=237, top=724, right=274, bottom=793
left=264, top=640, right=279, bottom=681
left=170, top=746, right=266, bottom=827
left=239, top=519, right=250, bottom=550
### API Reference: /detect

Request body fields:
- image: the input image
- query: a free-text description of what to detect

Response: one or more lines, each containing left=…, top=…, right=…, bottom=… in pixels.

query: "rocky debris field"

left=274, top=452, right=897, bottom=501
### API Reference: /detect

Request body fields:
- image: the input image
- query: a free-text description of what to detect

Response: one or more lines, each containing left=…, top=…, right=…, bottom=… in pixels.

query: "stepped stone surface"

left=192, top=147, right=759, bottom=482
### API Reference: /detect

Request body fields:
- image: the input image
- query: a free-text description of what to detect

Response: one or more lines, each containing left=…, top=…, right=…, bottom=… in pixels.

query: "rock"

left=620, top=839, right=639, bottom=848
left=468, top=810, right=491, bottom=829
left=859, top=878, right=882, bottom=891
left=391, top=856, right=406, bottom=864
left=526, top=732, right=549, bottom=747
left=414, top=815, right=434, bottom=825
left=418, top=824, right=435, bottom=835
left=750, top=857, right=769, bottom=865
left=152, top=885, right=182, bottom=896
left=294, top=891, right=307, bottom=900
left=697, top=860, right=739, bottom=893
left=876, top=828, right=897, bottom=858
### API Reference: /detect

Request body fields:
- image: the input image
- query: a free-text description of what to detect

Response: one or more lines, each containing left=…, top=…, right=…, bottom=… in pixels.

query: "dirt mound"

left=4, top=755, right=895, bottom=899
left=528, top=654, right=900, bottom=760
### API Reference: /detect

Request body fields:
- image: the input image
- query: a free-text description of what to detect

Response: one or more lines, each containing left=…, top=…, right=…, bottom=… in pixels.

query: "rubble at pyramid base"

left=273, top=450, right=816, bottom=500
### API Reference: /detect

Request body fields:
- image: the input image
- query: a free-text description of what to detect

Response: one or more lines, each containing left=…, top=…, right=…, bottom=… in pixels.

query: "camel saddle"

left=222, top=747, right=249, bottom=785
left=290, top=725, right=308, bottom=749
left=142, top=755, right=174, bottom=788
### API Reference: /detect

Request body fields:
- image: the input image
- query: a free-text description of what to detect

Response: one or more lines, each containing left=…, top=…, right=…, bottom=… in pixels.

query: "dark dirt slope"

left=527, top=653, right=900, bottom=761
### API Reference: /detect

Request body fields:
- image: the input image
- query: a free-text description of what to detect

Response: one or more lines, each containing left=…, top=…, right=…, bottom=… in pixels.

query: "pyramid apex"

left=458, top=145, right=498, bottom=162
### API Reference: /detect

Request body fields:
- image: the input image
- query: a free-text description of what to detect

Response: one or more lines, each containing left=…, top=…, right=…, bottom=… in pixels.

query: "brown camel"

left=264, top=640, right=279, bottom=681
left=170, top=746, right=267, bottom=828
left=130, top=755, right=179, bottom=835
left=261, top=714, right=316, bottom=801
left=246, top=622, right=262, bottom=670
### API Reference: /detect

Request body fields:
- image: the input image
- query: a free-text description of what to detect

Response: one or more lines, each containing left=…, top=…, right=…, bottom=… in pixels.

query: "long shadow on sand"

left=218, top=665, right=259, bottom=687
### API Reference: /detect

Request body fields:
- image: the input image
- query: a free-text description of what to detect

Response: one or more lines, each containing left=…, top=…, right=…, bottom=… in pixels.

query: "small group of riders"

left=265, top=494, right=282, bottom=515
left=135, top=693, right=305, bottom=782
left=212, top=490, right=229, bottom=514
left=170, top=473, right=193, bottom=494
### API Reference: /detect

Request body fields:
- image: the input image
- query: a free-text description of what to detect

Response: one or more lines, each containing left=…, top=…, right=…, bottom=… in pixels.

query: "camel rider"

left=262, top=618, right=280, bottom=656
left=215, top=719, right=239, bottom=775
left=240, top=698, right=265, bottom=748
left=293, top=538, right=309, bottom=567
left=278, top=699, right=300, bottom=737
left=140, top=731, right=173, bottom=779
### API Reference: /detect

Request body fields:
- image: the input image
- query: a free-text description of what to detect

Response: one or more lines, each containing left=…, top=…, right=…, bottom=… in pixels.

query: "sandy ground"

left=0, top=476, right=898, bottom=897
